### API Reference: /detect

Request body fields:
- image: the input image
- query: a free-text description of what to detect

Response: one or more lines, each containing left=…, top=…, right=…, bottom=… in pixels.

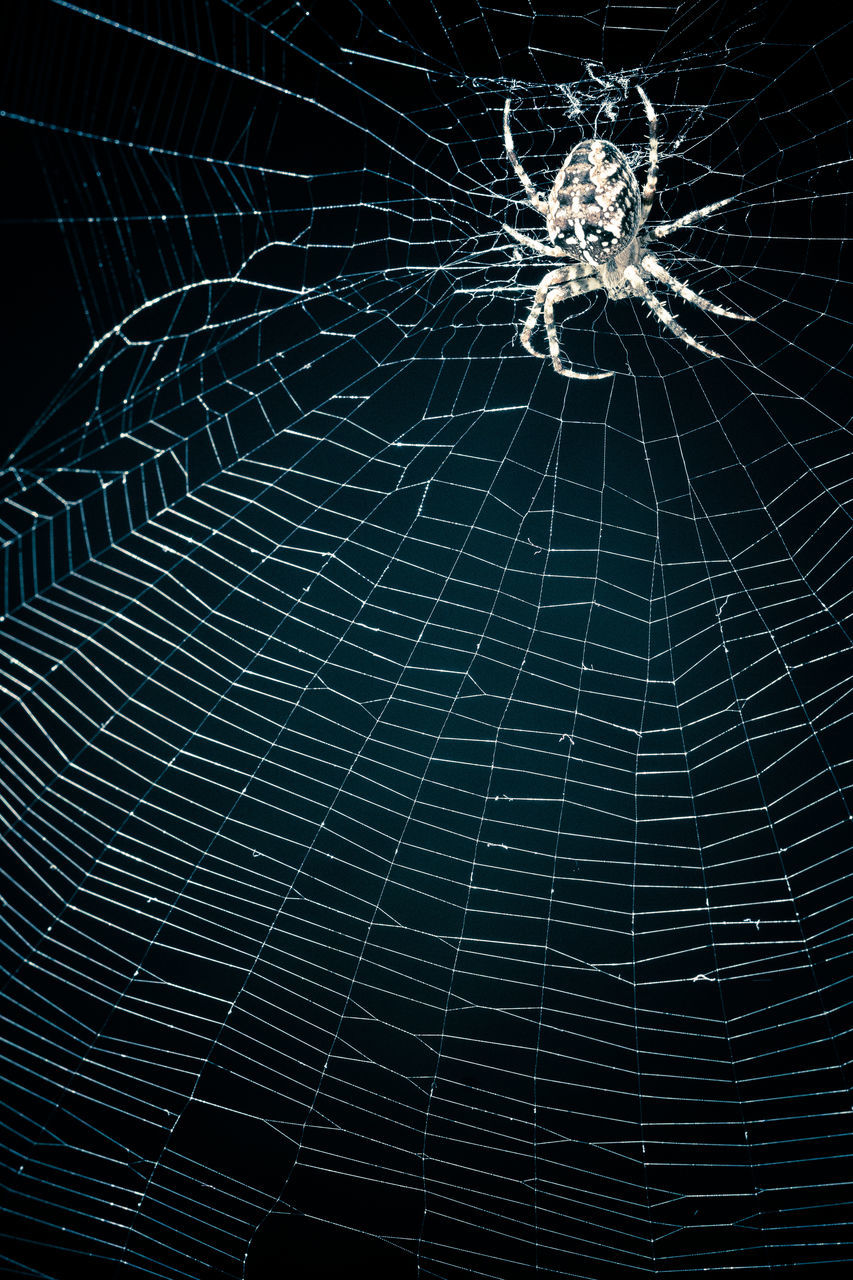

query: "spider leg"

left=519, top=267, right=577, bottom=359
left=504, top=100, right=548, bottom=215
left=518, top=266, right=595, bottom=358
left=542, top=282, right=612, bottom=379
left=624, top=265, right=723, bottom=360
left=636, top=86, right=659, bottom=225
left=503, top=224, right=575, bottom=258
left=641, top=253, right=752, bottom=321
left=653, top=196, right=735, bottom=239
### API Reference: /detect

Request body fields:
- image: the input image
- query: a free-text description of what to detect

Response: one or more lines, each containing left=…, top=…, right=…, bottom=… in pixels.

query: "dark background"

left=1, top=2, right=851, bottom=1278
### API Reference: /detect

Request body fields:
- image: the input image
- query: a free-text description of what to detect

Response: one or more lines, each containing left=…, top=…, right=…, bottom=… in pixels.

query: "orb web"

left=1, top=2, right=852, bottom=1277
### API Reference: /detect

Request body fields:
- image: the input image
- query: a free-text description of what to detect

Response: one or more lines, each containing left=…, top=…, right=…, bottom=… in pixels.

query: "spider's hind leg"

left=636, top=86, right=659, bottom=224
left=504, top=100, right=548, bottom=215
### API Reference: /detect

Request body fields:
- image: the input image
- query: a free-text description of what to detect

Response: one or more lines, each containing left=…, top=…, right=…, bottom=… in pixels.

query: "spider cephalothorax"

left=503, top=86, right=752, bottom=379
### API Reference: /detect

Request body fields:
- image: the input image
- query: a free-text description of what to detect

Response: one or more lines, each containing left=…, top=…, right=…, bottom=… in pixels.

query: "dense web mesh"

left=1, top=2, right=852, bottom=1277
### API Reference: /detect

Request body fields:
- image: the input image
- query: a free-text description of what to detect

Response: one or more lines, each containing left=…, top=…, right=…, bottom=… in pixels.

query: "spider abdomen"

left=547, top=139, right=641, bottom=264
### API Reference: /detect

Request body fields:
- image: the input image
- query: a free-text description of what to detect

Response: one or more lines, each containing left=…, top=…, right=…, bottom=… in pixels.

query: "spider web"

left=1, top=1, right=852, bottom=1277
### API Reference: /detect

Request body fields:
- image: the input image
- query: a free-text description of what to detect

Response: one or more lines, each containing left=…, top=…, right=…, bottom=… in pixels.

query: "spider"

left=503, top=86, right=752, bottom=379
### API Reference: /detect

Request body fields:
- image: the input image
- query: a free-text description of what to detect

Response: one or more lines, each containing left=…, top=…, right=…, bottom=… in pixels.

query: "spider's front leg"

left=641, top=253, right=752, bottom=322
left=519, top=267, right=575, bottom=359
left=515, top=265, right=608, bottom=380
left=543, top=282, right=612, bottom=379
left=624, top=265, right=722, bottom=359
